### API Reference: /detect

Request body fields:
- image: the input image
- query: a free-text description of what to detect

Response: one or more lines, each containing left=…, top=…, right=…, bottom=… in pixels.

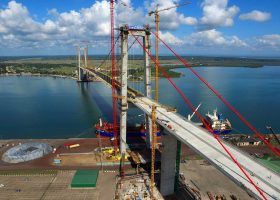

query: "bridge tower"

left=119, top=25, right=152, bottom=154
left=76, top=45, right=89, bottom=82
left=77, top=46, right=82, bottom=82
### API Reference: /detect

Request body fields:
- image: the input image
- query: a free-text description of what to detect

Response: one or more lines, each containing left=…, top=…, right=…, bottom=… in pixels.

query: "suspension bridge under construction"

left=76, top=25, right=280, bottom=200
left=74, top=1, right=280, bottom=200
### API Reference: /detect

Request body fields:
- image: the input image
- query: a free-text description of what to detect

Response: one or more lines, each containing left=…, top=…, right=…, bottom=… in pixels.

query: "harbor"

left=0, top=135, right=279, bottom=199
left=1, top=0, right=280, bottom=199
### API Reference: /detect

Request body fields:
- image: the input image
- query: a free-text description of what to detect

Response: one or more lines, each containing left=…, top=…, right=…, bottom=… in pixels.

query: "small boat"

left=95, top=118, right=161, bottom=138
left=204, top=109, right=232, bottom=134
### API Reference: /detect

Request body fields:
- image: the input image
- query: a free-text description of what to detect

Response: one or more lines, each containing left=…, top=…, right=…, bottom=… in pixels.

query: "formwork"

left=71, top=170, right=99, bottom=188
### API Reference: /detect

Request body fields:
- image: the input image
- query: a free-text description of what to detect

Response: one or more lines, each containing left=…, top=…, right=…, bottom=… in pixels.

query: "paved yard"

left=180, top=160, right=254, bottom=200
left=0, top=170, right=116, bottom=200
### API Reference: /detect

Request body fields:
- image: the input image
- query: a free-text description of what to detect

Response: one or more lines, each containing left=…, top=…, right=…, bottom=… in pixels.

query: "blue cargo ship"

left=95, top=119, right=161, bottom=138
left=204, top=109, right=232, bottom=134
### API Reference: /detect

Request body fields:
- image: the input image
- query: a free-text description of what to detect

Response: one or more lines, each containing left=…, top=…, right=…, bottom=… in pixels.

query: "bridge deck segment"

left=132, top=97, right=280, bottom=200
left=81, top=66, right=280, bottom=200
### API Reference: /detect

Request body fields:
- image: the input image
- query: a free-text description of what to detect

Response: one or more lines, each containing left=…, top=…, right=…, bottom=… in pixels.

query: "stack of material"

left=115, top=174, right=163, bottom=200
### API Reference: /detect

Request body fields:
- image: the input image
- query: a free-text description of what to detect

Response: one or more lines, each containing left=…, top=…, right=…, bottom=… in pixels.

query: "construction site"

left=0, top=137, right=255, bottom=200
left=1, top=1, right=280, bottom=200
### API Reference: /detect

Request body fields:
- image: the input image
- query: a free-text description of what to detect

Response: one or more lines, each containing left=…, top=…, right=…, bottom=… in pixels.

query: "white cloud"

left=115, top=1, right=144, bottom=27
left=159, top=31, right=183, bottom=45
left=0, top=0, right=198, bottom=52
left=181, top=17, right=198, bottom=26
left=255, top=34, right=280, bottom=50
left=239, top=10, right=271, bottom=22
left=145, top=0, right=197, bottom=30
left=0, top=0, right=114, bottom=50
left=0, top=0, right=278, bottom=56
left=153, top=29, right=251, bottom=56
left=199, top=0, right=239, bottom=29
left=0, top=1, right=40, bottom=34
left=184, top=29, right=248, bottom=48
left=229, top=36, right=248, bottom=47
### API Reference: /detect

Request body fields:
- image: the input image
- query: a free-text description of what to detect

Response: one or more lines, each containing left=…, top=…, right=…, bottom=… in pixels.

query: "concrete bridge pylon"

left=119, top=25, right=152, bottom=154
left=76, top=45, right=89, bottom=82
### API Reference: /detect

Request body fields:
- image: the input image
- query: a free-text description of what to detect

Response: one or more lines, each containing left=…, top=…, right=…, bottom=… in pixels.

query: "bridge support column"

left=143, top=31, right=152, bottom=148
left=77, top=46, right=82, bottom=82
left=120, top=28, right=129, bottom=154
left=83, top=46, right=89, bottom=81
left=77, top=46, right=87, bottom=82
left=160, top=132, right=177, bottom=196
left=119, top=25, right=152, bottom=151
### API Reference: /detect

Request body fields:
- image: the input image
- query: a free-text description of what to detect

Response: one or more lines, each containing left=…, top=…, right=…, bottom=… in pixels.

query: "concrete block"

left=160, top=133, right=177, bottom=196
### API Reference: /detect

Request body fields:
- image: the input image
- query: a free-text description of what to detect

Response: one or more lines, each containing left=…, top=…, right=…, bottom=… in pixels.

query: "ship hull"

left=95, top=122, right=160, bottom=138
left=96, top=130, right=161, bottom=138
left=212, top=129, right=232, bottom=135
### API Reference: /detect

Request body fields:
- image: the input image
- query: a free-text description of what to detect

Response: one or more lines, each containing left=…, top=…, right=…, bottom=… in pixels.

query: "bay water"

left=0, top=66, right=279, bottom=139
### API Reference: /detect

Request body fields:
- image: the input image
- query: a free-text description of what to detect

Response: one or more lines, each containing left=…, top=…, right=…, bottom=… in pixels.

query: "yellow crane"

left=150, top=104, right=157, bottom=199
left=148, top=2, right=190, bottom=102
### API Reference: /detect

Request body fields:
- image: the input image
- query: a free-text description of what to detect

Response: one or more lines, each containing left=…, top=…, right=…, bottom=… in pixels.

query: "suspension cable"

left=151, top=31, right=280, bottom=158
left=130, top=31, right=268, bottom=200
left=96, top=34, right=121, bottom=70
left=97, top=35, right=138, bottom=73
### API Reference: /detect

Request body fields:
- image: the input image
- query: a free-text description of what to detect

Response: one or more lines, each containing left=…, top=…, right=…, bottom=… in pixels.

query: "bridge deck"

left=132, top=97, right=280, bottom=200
left=83, top=67, right=280, bottom=200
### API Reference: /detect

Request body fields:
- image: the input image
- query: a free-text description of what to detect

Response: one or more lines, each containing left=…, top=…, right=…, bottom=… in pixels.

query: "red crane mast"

left=110, top=0, right=118, bottom=155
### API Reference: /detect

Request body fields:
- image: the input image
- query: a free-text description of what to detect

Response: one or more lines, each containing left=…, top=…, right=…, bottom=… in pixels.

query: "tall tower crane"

left=148, top=2, right=190, bottom=102
left=149, top=3, right=190, bottom=193
left=110, top=0, right=118, bottom=155
left=150, top=105, right=157, bottom=199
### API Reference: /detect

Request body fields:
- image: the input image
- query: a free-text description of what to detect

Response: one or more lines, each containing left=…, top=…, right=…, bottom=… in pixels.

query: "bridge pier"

left=160, top=132, right=177, bottom=196
left=119, top=27, right=129, bottom=154
left=143, top=32, right=152, bottom=148
left=77, top=46, right=89, bottom=82
left=77, top=46, right=82, bottom=82
left=118, top=25, right=152, bottom=153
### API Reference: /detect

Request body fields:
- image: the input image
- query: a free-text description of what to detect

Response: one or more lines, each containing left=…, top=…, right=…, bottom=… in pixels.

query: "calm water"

left=0, top=66, right=279, bottom=139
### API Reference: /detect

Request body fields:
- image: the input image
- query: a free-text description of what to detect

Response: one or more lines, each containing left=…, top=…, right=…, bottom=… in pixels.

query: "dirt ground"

left=59, top=153, right=99, bottom=166
left=180, top=160, right=253, bottom=200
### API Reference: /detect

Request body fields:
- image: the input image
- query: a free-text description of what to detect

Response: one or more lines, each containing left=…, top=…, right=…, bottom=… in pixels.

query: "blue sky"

left=0, top=0, right=279, bottom=56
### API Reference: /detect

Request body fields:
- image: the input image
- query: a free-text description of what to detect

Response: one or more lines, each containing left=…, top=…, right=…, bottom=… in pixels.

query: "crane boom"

left=149, top=2, right=190, bottom=15
left=157, top=2, right=190, bottom=13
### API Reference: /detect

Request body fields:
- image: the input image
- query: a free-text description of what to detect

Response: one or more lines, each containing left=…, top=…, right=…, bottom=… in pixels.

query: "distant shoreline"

left=0, top=73, right=76, bottom=80
left=161, top=64, right=265, bottom=68
left=1, top=64, right=279, bottom=81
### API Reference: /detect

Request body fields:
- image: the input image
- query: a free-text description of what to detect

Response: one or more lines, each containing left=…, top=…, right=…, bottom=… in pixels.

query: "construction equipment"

left=188, top=103, right=202, bottom=120
left=110, top=0, right=118, bottom=156
left=207, top=191, right=214, bottom=200
left=148, top=2, right=190, bottom=102
left=266, top=126, right=280, bottom=145
left=150, top=105, right=157, bottom=199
